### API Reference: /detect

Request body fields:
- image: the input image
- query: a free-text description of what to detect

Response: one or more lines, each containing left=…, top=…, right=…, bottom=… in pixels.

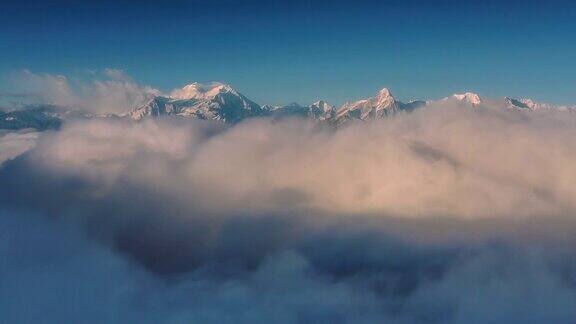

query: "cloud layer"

left=18, top=104, right=576, bottom=219
left=1, top=105, right=576, bottom=323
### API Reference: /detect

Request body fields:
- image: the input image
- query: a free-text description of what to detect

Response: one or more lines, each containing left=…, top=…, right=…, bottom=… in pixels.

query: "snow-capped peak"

left=310, top=100, right=334, bottom=113
left=170, top=82, right=237, bottom=100
left=447, top=92, right=482, bottom=106
left=336, top=87, right=399, bottom=123
left=504, top=97, right=531, bottom=110
left=519, top=98, right=538, bottom=109
left=374, top=88, right=396, bottom=108
left=129, top=81, right=262, bottom=123
left=377, top=88, right=392, bottom=99
left=512, top=98, right=566, bottom=111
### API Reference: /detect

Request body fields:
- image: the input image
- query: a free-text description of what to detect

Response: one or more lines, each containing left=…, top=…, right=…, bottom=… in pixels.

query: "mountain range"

left=2, top=82, right=575, bottom=130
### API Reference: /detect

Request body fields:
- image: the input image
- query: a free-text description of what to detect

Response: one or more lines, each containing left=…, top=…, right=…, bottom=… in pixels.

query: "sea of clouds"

left=1, top=73, right=576, bottom=323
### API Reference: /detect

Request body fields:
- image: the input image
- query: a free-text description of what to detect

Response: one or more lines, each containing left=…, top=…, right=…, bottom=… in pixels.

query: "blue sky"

left=1, top=0, right=575, bottom=106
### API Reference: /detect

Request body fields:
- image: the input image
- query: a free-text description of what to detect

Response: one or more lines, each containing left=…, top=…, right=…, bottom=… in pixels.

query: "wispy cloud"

left=7, top=69, right=160, bottom=114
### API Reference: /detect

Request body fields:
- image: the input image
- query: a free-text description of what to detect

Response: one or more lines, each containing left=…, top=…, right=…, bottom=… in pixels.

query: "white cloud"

left=2, top=103, right=576, bottom=322
left=23, top=105, right=576, bottom=220
left=10, top=69, right=160, bottom=114
left=0, top=130, right=39, bottom=164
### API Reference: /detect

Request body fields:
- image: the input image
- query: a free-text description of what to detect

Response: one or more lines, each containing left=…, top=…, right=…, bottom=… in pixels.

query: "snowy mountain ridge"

left=3, top=82, right=576, bottom=130
left=128, top=82, right=263, bottom=123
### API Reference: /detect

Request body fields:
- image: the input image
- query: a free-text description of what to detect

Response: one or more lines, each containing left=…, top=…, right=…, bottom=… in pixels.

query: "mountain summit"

left=130, top=82, right=262, bottom=123
left=336, top=88, right=400, bottom=125
left=170, top=82, right=237, bottom=100
left=444, top=92, right=483, bottom=106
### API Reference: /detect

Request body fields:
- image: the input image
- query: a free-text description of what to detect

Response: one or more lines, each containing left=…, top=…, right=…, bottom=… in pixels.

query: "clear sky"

left=1, top=0, right=575, bottom=106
